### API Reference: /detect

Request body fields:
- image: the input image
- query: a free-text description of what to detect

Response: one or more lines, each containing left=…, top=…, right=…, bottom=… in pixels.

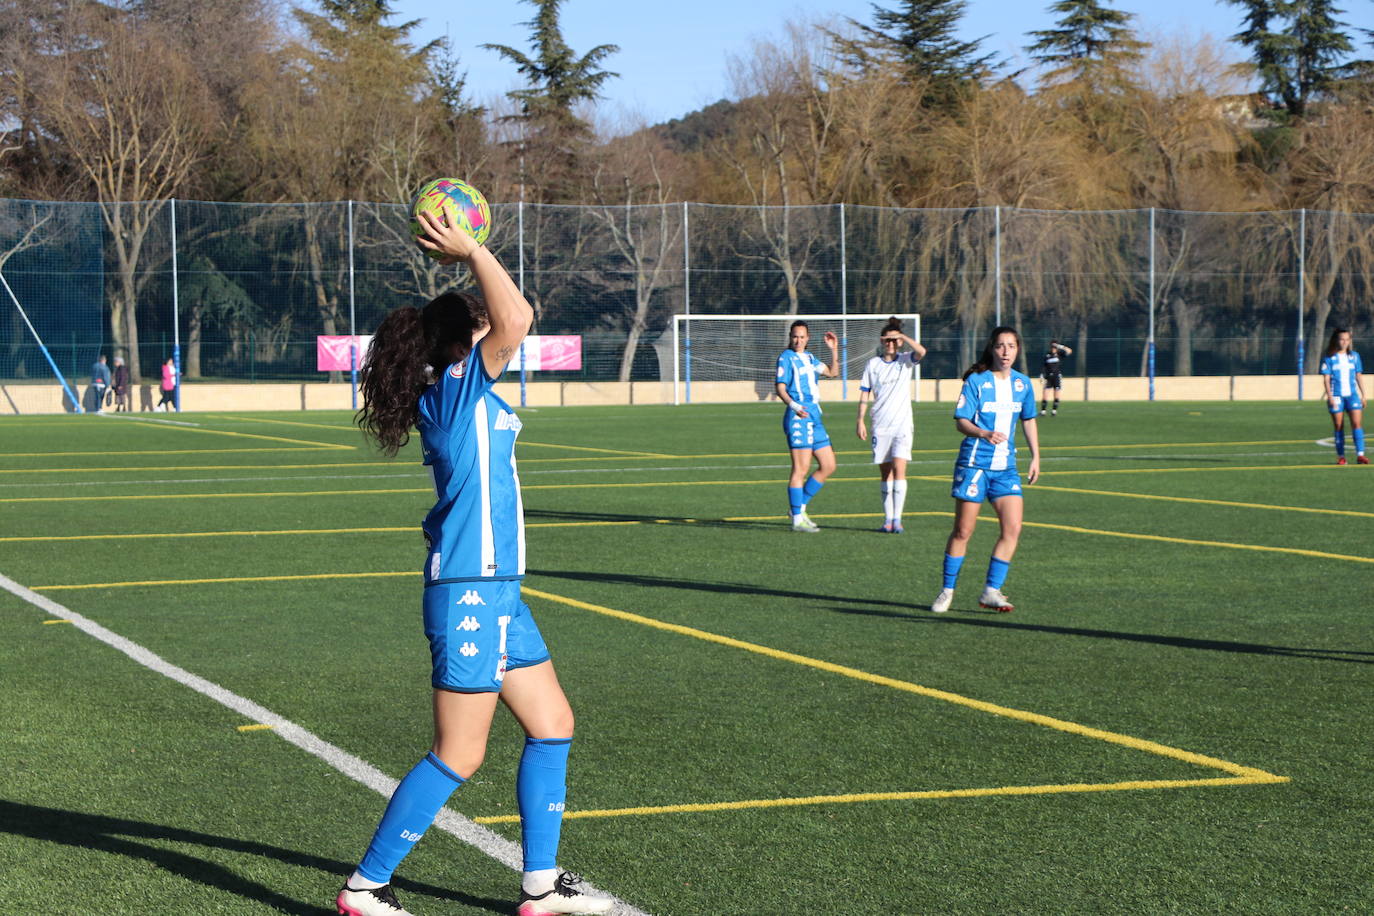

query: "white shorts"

left=871, top=429, right=912, bottom=463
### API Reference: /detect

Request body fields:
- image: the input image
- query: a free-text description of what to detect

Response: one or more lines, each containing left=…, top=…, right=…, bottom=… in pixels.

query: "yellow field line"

left=1034, top=483, right=1374, bottom=518
left=32, top=572, right=417, bottom=591
left=0, top=461, right=402, bottom=475
left=1023, top=520, right=1374, bottom=564
left=1041, top=464, right=1337, bottom=476
left=0, top=447, right=346, bottom=459
left=207, top=414, right=358, bottom=433
left=471, top=775, right=1285, bottom=824
left=522, top=587, right=1281, bottom=779
left=236, top=723, right=275, bottom=732
left=1, top=520, right=642, bottom=543
left=517, top=440, right=671, bottom=458
left=105, top=419, right=356, bottom=451
left=0, top=487, right=432, bottom=505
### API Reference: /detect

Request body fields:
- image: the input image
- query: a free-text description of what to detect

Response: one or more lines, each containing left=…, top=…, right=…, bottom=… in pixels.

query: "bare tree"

left=34, top=9, right=216, bottom=381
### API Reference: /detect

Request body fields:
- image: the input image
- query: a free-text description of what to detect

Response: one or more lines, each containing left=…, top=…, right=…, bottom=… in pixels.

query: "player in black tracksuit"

left=1040, top=340, right=1073, bottom=416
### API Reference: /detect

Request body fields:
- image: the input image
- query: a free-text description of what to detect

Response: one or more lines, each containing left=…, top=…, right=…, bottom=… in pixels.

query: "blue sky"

left=388, top=0, right=1374, bottom=125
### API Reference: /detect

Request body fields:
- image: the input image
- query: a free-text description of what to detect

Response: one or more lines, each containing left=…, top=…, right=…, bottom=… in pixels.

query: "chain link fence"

left=3, top=199, right=1369, bottom=396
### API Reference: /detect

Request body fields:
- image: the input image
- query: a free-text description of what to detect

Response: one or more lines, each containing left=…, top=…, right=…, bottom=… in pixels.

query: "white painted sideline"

left=0, top=570, right=647, bottom=916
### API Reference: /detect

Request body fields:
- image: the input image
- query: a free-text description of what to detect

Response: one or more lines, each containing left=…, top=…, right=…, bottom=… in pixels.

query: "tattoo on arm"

left=496, top=345, right=514, bottom=363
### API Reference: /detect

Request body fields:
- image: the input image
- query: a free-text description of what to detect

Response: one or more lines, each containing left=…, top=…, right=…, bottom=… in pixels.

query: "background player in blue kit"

left=1320, top=328, right=1367, bottom=465
left=341, top=206, right=611, bottom=916
left=775, top=320, right=840, bottom=532
left=931, top=327, right=1041, bottom=614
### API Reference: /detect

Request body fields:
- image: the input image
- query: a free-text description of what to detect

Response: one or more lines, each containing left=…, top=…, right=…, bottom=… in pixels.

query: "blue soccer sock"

left=942, top=553, right=965, bottom=590
left=517, top=737, right=572, bottom=872
left=801, top=476, right=824, bottom=505
left=986, top=556, right=1011, bottom=591
left=788, top=486, right=804, bottom=516
left=1355, top=429, right=1366, bottom=455
left=356, top=752, right=464, bottom=884
left=1335, top=429, right=1346, bottom=458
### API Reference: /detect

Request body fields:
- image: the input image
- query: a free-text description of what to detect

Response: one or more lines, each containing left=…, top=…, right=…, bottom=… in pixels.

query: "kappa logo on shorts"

left=456, top=589, right=486, bottom=606
left=459, top=642, right=479, bottom=657
left=456, top=615, right=481, bottom=632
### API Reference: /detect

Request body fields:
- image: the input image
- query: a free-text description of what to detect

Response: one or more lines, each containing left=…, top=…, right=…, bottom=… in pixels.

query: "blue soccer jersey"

left=953, top=369, right=1038, bottom=471
left=1321, top=351, right=1363, bottom=398
left=777, top=349, right=824, bottom=410
left=417, top=346, right=525, bottom=583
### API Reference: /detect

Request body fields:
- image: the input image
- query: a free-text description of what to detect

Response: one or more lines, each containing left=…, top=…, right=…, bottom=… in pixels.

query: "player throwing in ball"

left=931, top=327, right=1040, bottom=614
left=776, top=320, right=840, bottom=532
left=856, top=318, right=927, bottom=533
left=338, top=205, right=611, bottom=916
left=1321, top=328, right=1367, bottom=465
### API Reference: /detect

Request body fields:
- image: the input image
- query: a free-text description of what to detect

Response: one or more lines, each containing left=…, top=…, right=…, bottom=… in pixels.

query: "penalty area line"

left=472, top=774, right=1287, bottom=824
left=0, top=569, right=647, bottom=916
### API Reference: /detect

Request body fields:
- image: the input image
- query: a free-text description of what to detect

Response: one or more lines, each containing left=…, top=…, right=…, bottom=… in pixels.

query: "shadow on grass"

left=0, top=800, right=507, bottom=914
left=525, top=507, right=782, bottom=531
left=530, top=567, right=917, bottom=612
left=828, top=606, right=1373, bottom=664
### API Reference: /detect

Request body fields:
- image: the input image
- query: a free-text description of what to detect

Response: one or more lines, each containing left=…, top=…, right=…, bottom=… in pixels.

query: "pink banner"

left=520, top=335, right=582, bottom=371
left=317, top=335, right=372, bottom=372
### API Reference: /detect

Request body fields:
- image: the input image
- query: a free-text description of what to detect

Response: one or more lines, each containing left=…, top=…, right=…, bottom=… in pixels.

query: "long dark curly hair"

left=356, top=291, right=489, bottom=456
left=962, top=326, right=1023, bottom=380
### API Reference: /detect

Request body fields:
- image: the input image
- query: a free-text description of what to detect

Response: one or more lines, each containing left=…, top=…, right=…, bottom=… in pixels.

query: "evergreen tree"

left=483, top=0, right=618, bottom=199
left=1224, top=0, right=1354, bottom=118
left=833, top=0, right=996, bottom=108
left=1026, top=0, right=1144, bottom=84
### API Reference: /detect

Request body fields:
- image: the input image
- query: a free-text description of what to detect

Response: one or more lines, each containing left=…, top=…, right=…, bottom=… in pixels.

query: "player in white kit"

left=856, top=318, right=927, bottom=532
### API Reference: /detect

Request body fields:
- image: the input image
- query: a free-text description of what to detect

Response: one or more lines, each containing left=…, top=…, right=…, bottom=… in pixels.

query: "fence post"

left=683, top=201, right=692, bottom=405
left=1148, top=207, right=1156, bottom=401
left=1297, top=207, right=1306, bottom=399
left=348, top=199, right=357, bottom=411
left=839, top=202, right=848, bottom=401
left=171, top=199, right=181, bottom=411
left=994, top=205, right=1002, bottom=327
left=518, top=200, right=526, bottom=407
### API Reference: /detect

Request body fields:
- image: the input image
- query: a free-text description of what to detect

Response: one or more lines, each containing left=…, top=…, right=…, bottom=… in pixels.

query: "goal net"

left=669, top=313, right=921, bottom=405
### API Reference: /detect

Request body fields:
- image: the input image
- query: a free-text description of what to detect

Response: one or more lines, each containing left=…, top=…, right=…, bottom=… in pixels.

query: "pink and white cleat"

left=337, top=884, right=413, bottom=916
left=517, top=872, right=613, bottom=915
left=979, top=587, right=1015, bottom=613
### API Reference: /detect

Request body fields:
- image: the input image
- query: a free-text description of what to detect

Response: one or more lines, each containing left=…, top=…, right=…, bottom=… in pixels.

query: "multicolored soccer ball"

left=409, top=178, right=492, bottom=257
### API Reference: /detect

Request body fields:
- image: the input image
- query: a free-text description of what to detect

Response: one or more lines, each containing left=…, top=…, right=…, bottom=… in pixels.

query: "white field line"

left=0, top=569, right=647, bottom=916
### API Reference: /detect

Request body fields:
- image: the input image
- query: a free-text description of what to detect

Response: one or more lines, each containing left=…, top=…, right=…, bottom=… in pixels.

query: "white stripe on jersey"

left=1330, top=353, right=1357, bottom=396
left=512, top=449, right=526, bottom=575
left=984, top=375, right=1017, bottom=471
left=474, top=399, right=495, bottom=577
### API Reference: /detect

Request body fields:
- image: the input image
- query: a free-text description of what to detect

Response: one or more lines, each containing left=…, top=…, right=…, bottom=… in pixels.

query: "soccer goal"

left=670, top=313, right=921, bottom=405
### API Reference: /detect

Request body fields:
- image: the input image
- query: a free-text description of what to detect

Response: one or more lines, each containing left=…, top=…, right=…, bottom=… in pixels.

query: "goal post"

left=0, top=268, right=84, bottom=413
left=671, top=313, right=921, bottom=406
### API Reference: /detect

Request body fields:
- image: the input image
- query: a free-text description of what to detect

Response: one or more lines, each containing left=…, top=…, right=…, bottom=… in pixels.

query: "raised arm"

left=819, top=331, right=840, bottom=378
left=902, top=333, right=927, bottom=361
left=416, top=206, right=533, bottom=377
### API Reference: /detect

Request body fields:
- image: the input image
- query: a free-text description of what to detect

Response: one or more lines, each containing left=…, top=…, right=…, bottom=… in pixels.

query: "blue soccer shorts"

left=422, top=579, right=550, bottom=693
left=784, top=406, right=831, bottom=451
left=1329, top=394, right=1364, bottom=413
left=951, top=466, right=1023, bottom=503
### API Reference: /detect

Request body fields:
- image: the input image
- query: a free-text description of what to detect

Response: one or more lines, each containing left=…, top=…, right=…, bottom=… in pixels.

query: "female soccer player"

left=1321, top=328, right=1367, bottom=465
left=856, top=318, right=927, bottom=533
left=931, top=327, right=1040, bottom=614
left=776, top=320, right=840, bottom=532
left=1040, top=339, right=1073, bottom=416
left=339, top=206, right=611, bottom=916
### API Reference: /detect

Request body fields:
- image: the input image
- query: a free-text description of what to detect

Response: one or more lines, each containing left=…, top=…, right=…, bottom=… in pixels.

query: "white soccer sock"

left=347, top=870, right=386, bottom=891
left=880, top=482, right=893, bottom=520
left=523, top=868, right=559, bottom=895
left=893, top=480, right=908, bottom=521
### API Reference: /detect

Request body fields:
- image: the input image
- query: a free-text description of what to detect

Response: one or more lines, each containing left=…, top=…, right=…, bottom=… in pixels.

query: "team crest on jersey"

left=1013, top=379, right=1024, bottom=392
left=449, top=361, right=467, bottom=379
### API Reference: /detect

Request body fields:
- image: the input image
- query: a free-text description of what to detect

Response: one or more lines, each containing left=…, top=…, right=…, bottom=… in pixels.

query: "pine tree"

left=833, top=0, right=996, bottom=108
left=483, top=0, right=618, bottom=199
left=1223, top=0, right=1355, bottom=118
left=1026, top=0, right=1144, bottom=85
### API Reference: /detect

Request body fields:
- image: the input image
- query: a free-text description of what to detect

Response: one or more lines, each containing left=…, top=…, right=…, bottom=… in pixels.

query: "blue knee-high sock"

left=1335, top=429, right=1346, bottom=457
left=1355, top=429, right=1366, bottom=455
left=986, top=557, right=1011, bottom=591
left=357, top=752, right=464, bottom=883
left=942, top=553, right=965, bottom=589
left=518, top=737, right=572, bottom=872
left=801, top=476, right=824, bottom=505
left=788, top=487, right=804, bottom=516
